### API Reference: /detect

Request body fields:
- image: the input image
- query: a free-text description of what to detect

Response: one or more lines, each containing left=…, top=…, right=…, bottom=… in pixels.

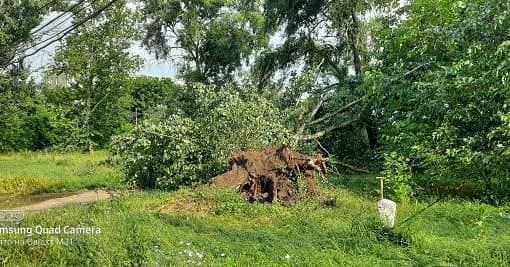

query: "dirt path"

left=16, top=190, right=111, bottom=212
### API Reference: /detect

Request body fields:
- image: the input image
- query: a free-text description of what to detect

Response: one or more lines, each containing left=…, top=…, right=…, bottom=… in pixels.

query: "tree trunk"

left=349, top=8, right=362, bottom=76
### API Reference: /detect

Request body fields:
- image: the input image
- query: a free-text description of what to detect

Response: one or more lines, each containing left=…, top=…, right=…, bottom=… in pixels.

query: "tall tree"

left=259, top=0, right=391, bottom=82
left=368, top=0, right=510, bottom=200
left=0, top=0, right=56, bottom=151
left=141, top=0, right=267, bottom=84
left=259, top=0, right=392, bottom=167
left=0, top=0, right=51, bottom=71
left=50, top=0, right=140, bottom=150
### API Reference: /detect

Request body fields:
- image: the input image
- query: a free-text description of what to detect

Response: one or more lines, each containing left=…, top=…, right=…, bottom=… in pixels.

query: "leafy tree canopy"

left=141, top=0, right=268, bottom=83
left=50, top=0, right=141, bottom=150
left=367, top=0, right=510, bottom=201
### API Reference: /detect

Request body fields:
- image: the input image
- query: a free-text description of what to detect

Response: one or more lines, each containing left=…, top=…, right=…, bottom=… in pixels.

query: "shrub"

left=382, top=152, right=412, bottom=202
left=111, top=116, right=202, bottom=189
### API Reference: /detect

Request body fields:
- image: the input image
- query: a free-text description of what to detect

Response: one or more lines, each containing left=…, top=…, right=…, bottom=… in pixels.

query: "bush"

left=111, top=83, right=291, bottom=190
left=111, top=116, right=202, bottom=189
left=382, top=152, right=412, bottom=202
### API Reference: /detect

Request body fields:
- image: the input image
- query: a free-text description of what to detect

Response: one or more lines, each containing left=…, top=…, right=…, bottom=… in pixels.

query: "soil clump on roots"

left=210, top=145, right=327, bottom=204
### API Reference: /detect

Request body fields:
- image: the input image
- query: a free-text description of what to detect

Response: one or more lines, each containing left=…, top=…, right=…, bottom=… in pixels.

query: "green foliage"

left=194, top=83, right=291, bottom=174
left=368, top=0, right=510, bottom=202
left=44, top=101, right=82, bottom=151
left=142, top=0, right=267, bottom=83
left=112, top=83, right=290, bottom=190
left=0, top=0, right=50, bottom=69
left=127, top=76, right=179, bottom=123
left=0, top=77, right=57, bottom=151
left=50, top=0, right=141, bottom=150
left=111, top=116, right=202, bottom=189
left=258, top=0, right=392, bottom=84
left=382, top=152, right=412, bottom=202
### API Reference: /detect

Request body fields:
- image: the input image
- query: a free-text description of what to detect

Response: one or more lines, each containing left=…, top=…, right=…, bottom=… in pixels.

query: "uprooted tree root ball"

left=210, top=145, right=327, bottom=204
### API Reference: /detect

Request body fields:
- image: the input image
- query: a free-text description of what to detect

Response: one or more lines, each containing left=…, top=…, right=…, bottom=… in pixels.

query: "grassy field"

left=0, top=151, right=123, bottom=195
left=0, top=152, right=509, bottom=266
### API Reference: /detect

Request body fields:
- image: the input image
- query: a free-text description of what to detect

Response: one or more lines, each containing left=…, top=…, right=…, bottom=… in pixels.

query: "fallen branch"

left=297, top=117, right=358, bottom=141
left=336, top=161, right=370, bottom=174
left=316, top=138, right=370, bottom=174
left=307, top=98, right=363, bottom=126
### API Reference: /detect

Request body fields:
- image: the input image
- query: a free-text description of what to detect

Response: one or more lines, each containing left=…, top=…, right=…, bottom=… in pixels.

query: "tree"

left=111, top=83, right=290, bottom=190
left=141, top=0, right=267, bottom=83
left=368, top=0, right=510, bottom=201
left=50, top=0, right=141, bottom=150
left=256, top=0, right=392, bottom=169
left=127, top=76, right=179, bottom=124
left=0, top=0, right=51, bottom=71
left=259, top=0, right=392, bottom=81
left=0, top=0, right=57, bottom=151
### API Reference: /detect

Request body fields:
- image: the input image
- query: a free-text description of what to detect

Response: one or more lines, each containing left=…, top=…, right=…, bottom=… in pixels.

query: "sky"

left=26, top=12, right=178, bottom=81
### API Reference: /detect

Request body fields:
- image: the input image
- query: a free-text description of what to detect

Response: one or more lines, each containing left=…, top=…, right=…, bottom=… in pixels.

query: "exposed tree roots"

left=210, top=145, right=327, bottom=204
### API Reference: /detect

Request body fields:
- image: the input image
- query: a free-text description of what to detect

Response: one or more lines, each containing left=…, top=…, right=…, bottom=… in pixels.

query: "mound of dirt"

left=210, top=145, right=327, bottom=204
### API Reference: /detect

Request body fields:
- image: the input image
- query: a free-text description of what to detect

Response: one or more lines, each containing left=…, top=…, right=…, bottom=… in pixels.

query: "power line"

left=23, top=0, right=100, bottom=53
left=11, top=0, right=119, bottom=65
left=31, top=0, right=88, bottom=36
left=32, top=12, right=74, bottom=39
left=30, top=0, right=100, bottom=42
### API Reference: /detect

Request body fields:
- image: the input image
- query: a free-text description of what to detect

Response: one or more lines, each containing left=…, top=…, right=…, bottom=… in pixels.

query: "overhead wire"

left=31, top=0, right=88, bottom=36
left=22, top=0, right=100, bottom=53
left=10, top=0, right=120, bottom=66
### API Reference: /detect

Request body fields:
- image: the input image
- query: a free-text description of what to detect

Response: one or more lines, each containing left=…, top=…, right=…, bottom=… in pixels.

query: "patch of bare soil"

left=16, top=190, right=111, bottom=212
left=210, top=145, right=327, bottom=204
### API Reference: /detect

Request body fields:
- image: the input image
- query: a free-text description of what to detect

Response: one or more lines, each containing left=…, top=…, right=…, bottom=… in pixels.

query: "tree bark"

left=349, top=8, right=362, bottom=76
left=307, top=98, right=362, bottom=126
left=297, top=118, right=358, bottom=141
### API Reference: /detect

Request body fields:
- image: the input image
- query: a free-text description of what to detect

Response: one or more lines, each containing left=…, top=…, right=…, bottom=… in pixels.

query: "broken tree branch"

left=307, top=98, right=362, bottom=126
left=309, top=97, right=325, bottom=120
left=337, top=161, right=370, bottom=174
left=298, top=117, right=358, bottom=141
left=316, top=140, right=370, bottom=174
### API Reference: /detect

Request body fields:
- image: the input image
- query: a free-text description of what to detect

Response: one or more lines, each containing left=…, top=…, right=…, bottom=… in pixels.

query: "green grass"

left=0, top=151, right=123, bottom=195
left=0, top=186, right=509, bottom=266
left=0, top=152, right=509, bottom=266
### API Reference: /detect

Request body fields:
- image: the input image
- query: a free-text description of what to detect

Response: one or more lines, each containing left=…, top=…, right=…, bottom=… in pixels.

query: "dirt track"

left=16, top=190, right=111, bottom=212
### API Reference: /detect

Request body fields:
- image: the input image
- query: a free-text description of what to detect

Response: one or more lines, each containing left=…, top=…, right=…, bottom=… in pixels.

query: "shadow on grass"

left=327, top=173, right=380, bottom=198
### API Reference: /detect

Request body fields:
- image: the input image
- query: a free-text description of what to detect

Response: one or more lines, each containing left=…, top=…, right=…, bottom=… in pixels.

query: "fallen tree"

left=210, top=145, right=327, bottom=204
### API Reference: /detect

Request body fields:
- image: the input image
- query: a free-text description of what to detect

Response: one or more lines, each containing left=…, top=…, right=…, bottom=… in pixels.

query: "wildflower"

left=184, top=250, right=194, bottom=257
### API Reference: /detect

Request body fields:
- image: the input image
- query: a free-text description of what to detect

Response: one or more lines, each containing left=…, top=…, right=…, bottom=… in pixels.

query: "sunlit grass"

left=0, top=152, right=508, bottom=265
left=0, top=151, right=123, bottom=195
left=0, top=186, right=508, bottom=266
